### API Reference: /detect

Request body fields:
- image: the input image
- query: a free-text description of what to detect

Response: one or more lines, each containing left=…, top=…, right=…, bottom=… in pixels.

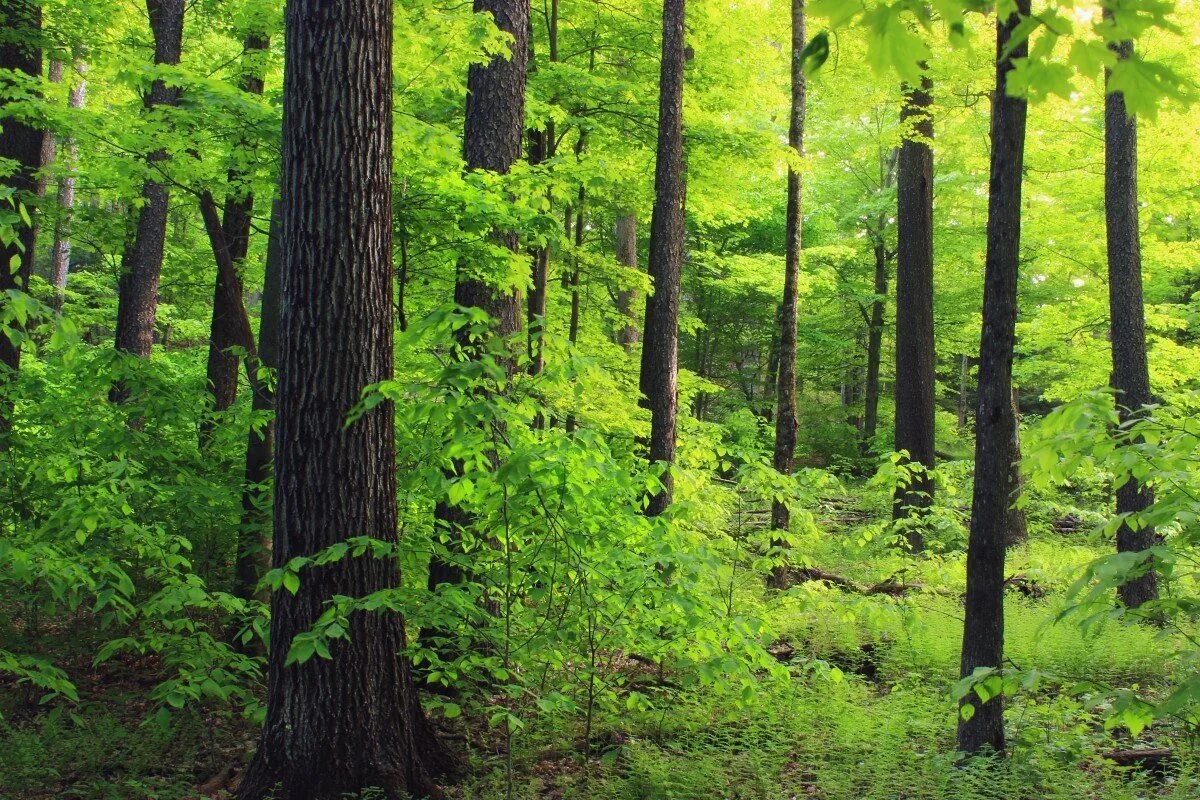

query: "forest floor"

left=2, top=498, right=1198, bottom=800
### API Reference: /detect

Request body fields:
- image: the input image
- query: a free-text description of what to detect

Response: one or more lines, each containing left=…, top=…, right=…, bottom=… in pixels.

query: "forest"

left=1, top=0, right=1199, bottom=797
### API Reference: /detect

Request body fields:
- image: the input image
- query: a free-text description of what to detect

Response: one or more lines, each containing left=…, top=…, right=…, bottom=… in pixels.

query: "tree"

left=639, top=0, right=687, bottom=516
left=236, top=1, right=450, bottom=796
left=50, top=61, right=87, bottom=306
left=1104, top=24, right=1158, bottom=610
left=863, top=147, right=897, bottom=449
left=111, top=0, right=184, bottom=381
left=768, top=0, right=805, bottom=582
left=0, top=0, right=46, bottom=433
left=615, top=212, right=640, bottom=350
left=958, top=0, right=1031, bottom=756
left=893, top=74, right=936, bottom=540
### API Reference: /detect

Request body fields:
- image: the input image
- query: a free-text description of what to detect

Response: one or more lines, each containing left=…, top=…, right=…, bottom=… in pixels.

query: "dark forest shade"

left=236, top=1, right=450, bottom=796
left=769, top=0, right=806, bottom=583
left=894, top=75, right=936, bottom=545
left=1105, top=32, right=1159, bottom=610
left=958, top=0, right=1030, bottom=756
left=112, top=0, right=184, bottom=372
left=0, top=0, right=46, bottom=433
left=640, top=0, right=687, bottom=517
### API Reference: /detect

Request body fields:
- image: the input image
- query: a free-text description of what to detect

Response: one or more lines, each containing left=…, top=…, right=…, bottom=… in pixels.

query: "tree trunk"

left=232, top=199, right=282, bottom=608
left=957, top=354, right=971, bottom=430
left=863, top=239, right=887, bottom=448
left=958, top=0, right=1030, bottom=756
left=51, top=62, right=87, bottom=307
left=639, top=0, right=687, bottom=517
left=237, top=2, right=450, bottom=797
left=893, top=75, right=936, bottom=537
left=0, top=0, right=46, bottom=435
left=565, top=182, right=584, bottom=434
left=614, top=212, right=640, bottom=351
left=525, top=8, right=557, bottom=376
left=112, top=0, right=184, bottom=373
left=1104, top=28, right=1158, bottom=610
left=1006, top=386, right=1028, bottom=547
left=205, top=34, right=270, bottom=421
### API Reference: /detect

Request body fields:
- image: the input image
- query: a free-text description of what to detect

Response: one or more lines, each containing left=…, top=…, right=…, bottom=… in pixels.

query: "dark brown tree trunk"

left=614, top=212, right=640, bottom=351
left=205, top=34, right=269, bottom=420
left=1006, top=386, right=1027, bottom=547
left=958, top=0, right=1030, bottom=756
left=232, top=198, right=282, bottom=608
left=1104, top=29, right=1158, bottom=610
left=51, top=61, right=87, bottom=307
left=0, top=0, right=46, bottom=435
left=768, top=0, right=805, bottom=585
left=894, top=75, right=936, bottom=538
left=863, top=239, right=887, bottom=447
left=640, top=0, right=687, bottom=517
left=236, top=2, right=449, bottom=797
left=111, top=0, right=184, bottom=389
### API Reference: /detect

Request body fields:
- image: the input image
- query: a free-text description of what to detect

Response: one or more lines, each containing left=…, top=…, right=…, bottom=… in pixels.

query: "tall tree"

left=1104, top=23, right=1158, bottom=610
left=205, top=33, right=270, bottom=421
left=237, top=1, right=449, bottom=796
left=614, top=212, right=640, bottom=351
left=958, top=0, right=1030, bottom=756
left=768, top=0, right=805, bottom=582
left=893, top=74, right=936, bottom=542
left=111, top=0, right=184, bottom=378
left=525, top=1, right=557, bottom=376
left=50, top=61, right=87, bottom=306
left=0, top=0, right=47, bottom=433
left=863, top=147, right=897, bottom=449
left=639, top=0, right=687, bottom=516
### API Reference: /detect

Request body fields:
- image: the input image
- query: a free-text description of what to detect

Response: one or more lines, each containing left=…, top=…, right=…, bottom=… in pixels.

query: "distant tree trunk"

left=863, top=240, right=886, bottom=447
left=51, top=61, right=87, bottom=307
left=236, top=1, right=450, bottom=796
left=0, top=0, right=47, bottom=435
left=232, top=198, right=282, bottom=608
left=565, top=181, right=584, bottom=434
left=957, top=354, right=971, bottom=430
left=1006, top=386, right=1027, bottom=547
left=1104, top=27, right=1158, bottom=610
left=614, top=212, right=640, bottom=351
left=111, top=0, right=185, bottom=399
left=525, top=7, right=556, bottom=376
left=767, top=0, right=804, bottom=586
left=894, top=74, right=936, bottom=538
left=958, top=0, right=1030, bottom=756
left=205, top=34, right=269, bottom=422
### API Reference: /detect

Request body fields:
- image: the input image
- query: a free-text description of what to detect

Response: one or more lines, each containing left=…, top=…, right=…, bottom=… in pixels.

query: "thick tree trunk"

left=1104, top=31, right=1158, bottom=610
left=0, top=0, right=46, bottom=434
left=1006, top=386, right=1027, bottom=547
left=236, top=2, right=449, bottom=797
left=640, top=0, right=687, bottom=517
left=958, top=0, right=1030, bottom=756
left=51, top=62, right=87, bottom=306
left=768, top=0, right=805, bottom=586
left=205, top=34, right=270, bottom=420
left=894, top=75, right=936, bottom=538
left=614, top=212, right=640, bottom=351
left=112, top=0, right=184, bottom=380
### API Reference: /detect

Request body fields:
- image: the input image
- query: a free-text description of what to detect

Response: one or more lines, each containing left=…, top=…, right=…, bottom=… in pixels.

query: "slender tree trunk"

left=525, top=7, right=557, bottom=376
left=51, top=62, right=87, bottom=307
left=111, top=0, right=184, bottom=384
left=640, top=0, right=688, bottom=517
left=958, top=354, right=971, bottom=430
left=565, top=183, right=584, bottom=434
left=237, top=1, right=449, bottom=796
left=958, top=0, right=1030, bottom=756
left=863, top=239, right=887, bottom=447
left=894, top=74, right=936, bottom=538
left=1104, top=28, right=1158, bottom=610
left=1006, top=386, right=1027, bottom=547
left=205, top=34, right=269, bottom=421
left=614, top=212, right=640, bottom=351
left=0, top=0, right=46, bottom=435
left=767, top=0, right=804, bottom=585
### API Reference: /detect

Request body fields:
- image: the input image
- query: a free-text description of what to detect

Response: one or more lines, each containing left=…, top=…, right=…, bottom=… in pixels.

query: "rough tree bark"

left=768, top=0, right=805, bottom=585
left=205, top=34, right=269, bottom=421
left=111, top=0, right=184, bottom=382
left=236, top=1, right=450, bottom=797
left=614, top=212, right=640, bottom=351
left=958, top=0, right=1030, bottom=756
left=894, top=74, right=936, bottom=543
left=1104, top=28, right=1158, bottom=610
left=0, top=0, right=46, bottom=434
left=51, top=61, right=87, bottom=307
left=640, top=0, right=687, bottom=516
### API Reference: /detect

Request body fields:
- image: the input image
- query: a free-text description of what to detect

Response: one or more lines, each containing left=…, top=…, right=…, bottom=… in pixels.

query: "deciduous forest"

left=1, top=0, right=1199, bottom=798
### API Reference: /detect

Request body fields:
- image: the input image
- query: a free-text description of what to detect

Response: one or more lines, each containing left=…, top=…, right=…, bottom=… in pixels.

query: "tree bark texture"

left=614, top=212, right=640, bottom=351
